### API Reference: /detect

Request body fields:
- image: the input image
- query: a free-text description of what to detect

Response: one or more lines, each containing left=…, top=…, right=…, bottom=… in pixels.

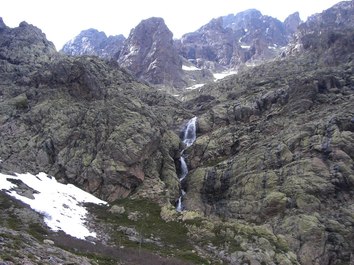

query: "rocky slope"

left=177, top=1, right=354, bottom=264
left=287, top=0, right=354, bottom=64
left=61, top=28, right=126, bottom=60
left=0, top=19, right=189, bottom=203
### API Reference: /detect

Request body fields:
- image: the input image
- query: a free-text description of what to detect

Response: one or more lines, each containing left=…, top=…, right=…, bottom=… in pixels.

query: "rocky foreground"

left=0, top=1, right=354, bottom=265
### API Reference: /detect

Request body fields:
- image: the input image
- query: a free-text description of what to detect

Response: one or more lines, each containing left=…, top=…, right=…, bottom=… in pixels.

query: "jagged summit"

left=61, top=9, right=302, bottom=88
left=0, top=17, right=7, bottom=29
left=118, top=17, right=184, bottom=87
left=0, top=20, right=56, bottom=65
left=61, top=28, right=125, bottom=59
left=287, top=0, right=354, bottom=64
left=284, top=12, right=302, bottom=36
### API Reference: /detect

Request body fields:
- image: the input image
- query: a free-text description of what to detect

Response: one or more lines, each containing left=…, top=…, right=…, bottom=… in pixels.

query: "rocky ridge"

left=61, top=9, right=302, bottom=88
left=61, top=28, right=126, bottom=60
left=177, top=9, right=298, bottom=72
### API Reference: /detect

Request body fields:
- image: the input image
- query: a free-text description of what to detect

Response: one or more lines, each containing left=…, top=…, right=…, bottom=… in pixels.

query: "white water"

left=176, top=190, right=186, bottom=212
left=176, top=196, right=183, bottom=212
left=179, top=156, right=188, bottom=181
left=182, top=117, right=197, bottom=147
left=176, top=117, right=197, bottom=212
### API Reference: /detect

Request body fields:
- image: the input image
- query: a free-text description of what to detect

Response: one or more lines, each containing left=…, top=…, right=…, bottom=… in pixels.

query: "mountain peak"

left=0, top=21, right=56, bottom=65
left=118, top=16, right=184, bottom=87
left=284, top=12, right=302, bottom=35
left=61, top=28, right=125, bottom=59
left=0, top=17, right=7, bottom=29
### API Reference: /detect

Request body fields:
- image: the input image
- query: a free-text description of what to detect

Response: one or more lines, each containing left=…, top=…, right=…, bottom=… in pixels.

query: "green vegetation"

left=90, top=198, right=209, bottom=264
left=28, top=222, right=47, bottom=241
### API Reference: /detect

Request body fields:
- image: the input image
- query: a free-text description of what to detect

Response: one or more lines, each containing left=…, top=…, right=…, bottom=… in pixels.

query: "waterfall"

left=182, top=117, right=197, bottom=147
left=179, top=156, right=188, bottom=181
left=176, top=190, right=186, bottom=212
left=176, top=117, right=197, bottom=212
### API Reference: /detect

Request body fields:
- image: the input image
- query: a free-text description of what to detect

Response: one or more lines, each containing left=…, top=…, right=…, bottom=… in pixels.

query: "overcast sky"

left=2, top=0, right=344, bottom=50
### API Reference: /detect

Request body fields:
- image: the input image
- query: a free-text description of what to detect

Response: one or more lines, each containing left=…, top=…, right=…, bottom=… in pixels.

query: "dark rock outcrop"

left=118, top=17, right=185, bottom=87
left=0, top=17, right=7, bottom=29
left=61, top=28, right=126, bottom=60
left=0, top=20, right=56, bottom=65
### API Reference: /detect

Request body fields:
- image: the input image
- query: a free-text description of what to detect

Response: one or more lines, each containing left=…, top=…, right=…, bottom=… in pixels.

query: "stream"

left=176, top=117, right=197, bottom=212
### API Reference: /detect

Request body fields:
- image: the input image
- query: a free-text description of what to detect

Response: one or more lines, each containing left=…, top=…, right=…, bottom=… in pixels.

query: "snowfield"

left=0, top=172, right=106, bottom=240
left=213, top=71, right=237, bottom=80
left=182, top=65, right=201, bottom=71
left=185, top=83, right=205, bottom=90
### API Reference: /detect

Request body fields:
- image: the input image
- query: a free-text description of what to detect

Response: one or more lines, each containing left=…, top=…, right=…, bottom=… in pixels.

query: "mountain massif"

left=61, top=9, right=302, bottom=88
left=1, top=1, right=354, bottom=264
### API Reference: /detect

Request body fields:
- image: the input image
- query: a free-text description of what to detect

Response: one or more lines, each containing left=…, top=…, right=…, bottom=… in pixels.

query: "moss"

left=89, top=198, right=210, bottom=263
left=27, top=222, right=47, bottom=241
left=58, top=244, right=117, bottom=265
left=0, top=232, right=23, bottom=249
left=82, top=153, right=93, bottom=167
left=1, top=253, right=16, bottom=262
left=6, top=213, right=22, bottom=230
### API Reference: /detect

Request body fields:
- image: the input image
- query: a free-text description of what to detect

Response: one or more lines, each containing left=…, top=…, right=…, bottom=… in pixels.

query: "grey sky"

left=2, top=0, right=344, bottom=50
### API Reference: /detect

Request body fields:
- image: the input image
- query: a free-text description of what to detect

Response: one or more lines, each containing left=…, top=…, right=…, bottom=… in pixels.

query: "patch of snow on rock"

left=213, top=71, right=237, bottom=81
left=182, top=65, right=201, bottom=71
left=0, top=172, right=106, bottom=240
left=185, top=84, right=204, bottom=90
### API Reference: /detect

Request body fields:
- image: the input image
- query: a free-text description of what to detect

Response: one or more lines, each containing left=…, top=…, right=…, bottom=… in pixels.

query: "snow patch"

left=0, top=172, right=106, bottom=240
left=241, top=45, right=251, bottom=49
left=182, top=65, right=201, bottom=71
left=213, top=71, right=237, bottom=80
left=185, top=84, right=204, bottom=90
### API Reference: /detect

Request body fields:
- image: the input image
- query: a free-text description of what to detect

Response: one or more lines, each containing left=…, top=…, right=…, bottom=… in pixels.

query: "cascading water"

left=179, top=156, right=188, bottom=181
left=176, top=117, right=197, bottom=212
left=182, top=117, right=197, bottom=147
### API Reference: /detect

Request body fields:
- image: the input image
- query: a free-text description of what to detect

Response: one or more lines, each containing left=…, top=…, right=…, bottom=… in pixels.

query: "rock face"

left=61, top=28, right=126, bottom=60
left=176, top=17, right=237, bottom=72
left=118, top=17, right=185, bottom=87
left=176, top=9, right=300, bottom=71
left=284, top=12, right=302, bottom=36
left=61, top=9, right=302, bottom=88
left=178, top=2, right=354, bottom=264
left=287, top=0, right=354, bottom=64
left=0, top=20, right=56, bottom=65
left=0, top=20, right=188, bottom=203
